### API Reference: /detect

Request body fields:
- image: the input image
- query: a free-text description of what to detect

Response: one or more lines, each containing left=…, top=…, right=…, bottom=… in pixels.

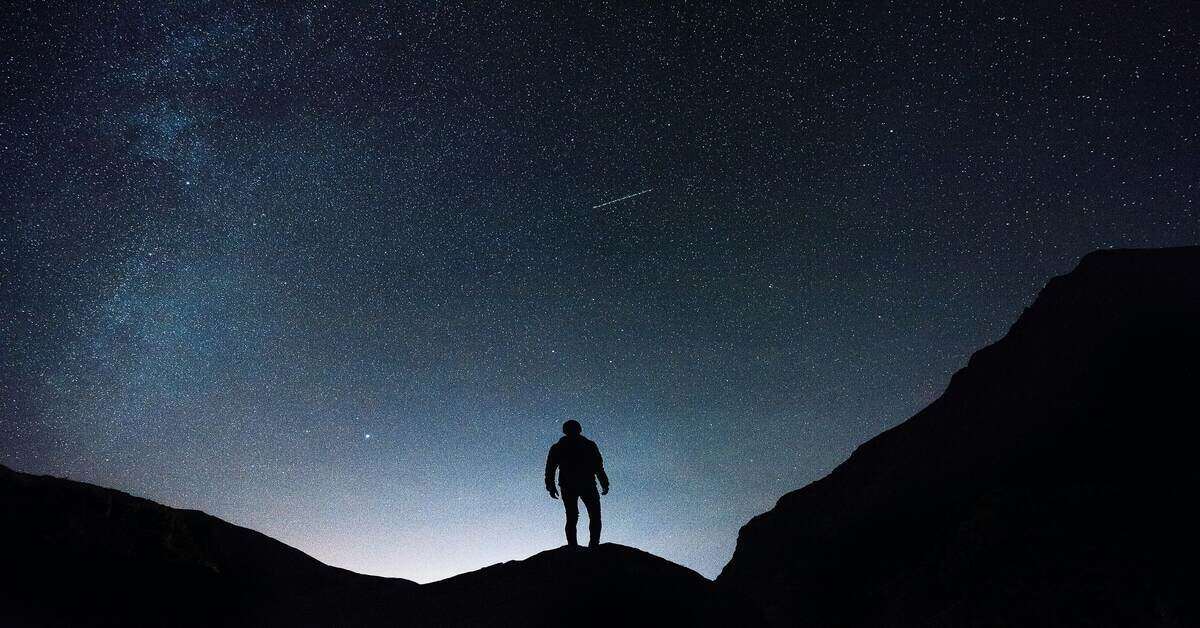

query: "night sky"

left=2, top=3, right=1197, bottom=583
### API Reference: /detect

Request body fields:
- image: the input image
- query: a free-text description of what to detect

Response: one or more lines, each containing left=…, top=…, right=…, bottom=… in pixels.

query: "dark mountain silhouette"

left=717, top=246, right=1200, bottom=627
left=410, top=543, right=760, bottom=627
left=0, top=463, right=419, bottom=627
left=0, top=463, right=759, bottom=627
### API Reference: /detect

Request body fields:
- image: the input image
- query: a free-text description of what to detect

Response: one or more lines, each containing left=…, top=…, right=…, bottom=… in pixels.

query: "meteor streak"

left=592, top=188, right=653, bottom=208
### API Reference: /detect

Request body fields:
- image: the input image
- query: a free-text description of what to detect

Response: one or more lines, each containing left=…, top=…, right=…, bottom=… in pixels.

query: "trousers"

left=561, top=484, right=601, bottom=547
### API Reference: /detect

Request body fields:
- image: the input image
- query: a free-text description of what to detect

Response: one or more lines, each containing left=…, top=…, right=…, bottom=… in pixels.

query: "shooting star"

left=592, top=188, right=653, bottom=209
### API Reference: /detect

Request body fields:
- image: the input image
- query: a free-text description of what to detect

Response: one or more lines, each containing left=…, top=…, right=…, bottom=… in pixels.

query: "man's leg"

left=562, top=488, right=580, bottom=547
left=581, top=487, right=602, bottom=547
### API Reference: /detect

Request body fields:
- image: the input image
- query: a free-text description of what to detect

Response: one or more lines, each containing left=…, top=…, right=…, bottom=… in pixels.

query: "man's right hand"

left=548, top=487, right=558, bottom=499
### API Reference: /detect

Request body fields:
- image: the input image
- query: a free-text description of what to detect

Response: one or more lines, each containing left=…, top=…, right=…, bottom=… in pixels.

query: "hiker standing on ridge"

left=545, top=420, right=610, bottom=547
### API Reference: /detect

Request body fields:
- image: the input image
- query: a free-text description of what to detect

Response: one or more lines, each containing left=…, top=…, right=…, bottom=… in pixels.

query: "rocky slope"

left=716, top=246, right=1200, bottom=627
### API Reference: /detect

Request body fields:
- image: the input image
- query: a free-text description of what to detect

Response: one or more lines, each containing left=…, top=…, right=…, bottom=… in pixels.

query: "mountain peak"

left=413, top=542, right=758, bottom=627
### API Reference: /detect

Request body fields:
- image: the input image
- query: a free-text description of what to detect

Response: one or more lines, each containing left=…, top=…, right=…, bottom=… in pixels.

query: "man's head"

left=562, top=419, right=582, bottom=436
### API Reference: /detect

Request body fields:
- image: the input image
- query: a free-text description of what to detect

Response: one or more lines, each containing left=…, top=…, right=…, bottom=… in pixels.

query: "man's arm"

left=544, top=445, right=559, bottom=498
left=594, top=443, right=610, bottom=495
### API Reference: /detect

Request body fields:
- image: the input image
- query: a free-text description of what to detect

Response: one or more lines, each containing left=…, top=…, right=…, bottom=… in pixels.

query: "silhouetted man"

left=545, top=420, right=610, bottom=547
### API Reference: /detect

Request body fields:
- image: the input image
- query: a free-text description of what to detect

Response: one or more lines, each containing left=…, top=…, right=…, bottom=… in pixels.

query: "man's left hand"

left=601, top=486, right=609, bottom=496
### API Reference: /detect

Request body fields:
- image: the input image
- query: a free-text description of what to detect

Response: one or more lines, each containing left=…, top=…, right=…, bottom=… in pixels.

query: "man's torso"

left=552, top=436, right=599, bottom=490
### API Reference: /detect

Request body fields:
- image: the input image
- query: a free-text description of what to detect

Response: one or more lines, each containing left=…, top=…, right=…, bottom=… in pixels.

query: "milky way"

left=2, top=3, right=1197, bottom=582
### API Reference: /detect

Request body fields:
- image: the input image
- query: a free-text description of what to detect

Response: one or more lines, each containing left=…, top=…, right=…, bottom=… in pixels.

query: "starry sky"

left=2, top=3, right=1197, bottom=583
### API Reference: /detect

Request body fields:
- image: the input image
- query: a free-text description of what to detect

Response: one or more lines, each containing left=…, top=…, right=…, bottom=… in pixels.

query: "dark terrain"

left=3, top=247, right=1198, bottom=627
left=718, top=247, right=1200, bottom=626
left=410, top=543, right=757, bottom=627
left=0, top=463, right=418, bottom=627
left=0, top=464, right=756, bottom=627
